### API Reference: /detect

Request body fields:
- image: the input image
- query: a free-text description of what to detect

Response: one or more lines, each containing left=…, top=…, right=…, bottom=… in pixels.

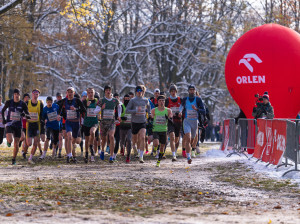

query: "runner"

left=55, top=92, right=64, bottom=158
left=165, top=84, right=182, bottom=161
left=40, top=96, right=61, bottom=159
left=98, top=85, right=121, bottom=163
left=128, top=92, right=134, bottom=99
left=180, top=85, right=205, bottom=164
left=120, top=94, right=132, bottom=163
left=57, top=87, right=86, bottom=163
left=79, top=91, right=87, bottom=157
left=151, top=95, right=172, bottom=167
left=94, top=92, right=101, bottom=155
left=125, top=85, right=151, bottom=163
left=20, top=93, right=30, bottom=159
left=82, top=88, right=100, bottom=163
left=0, top=95, right=6, bottom=146
left=1, top=89, right=30, bottom=165
left=150, top=88, right=160, bottom=107
left=112, top=93, right=121, bottom=161
left=27, top=89, right=44, bottom=164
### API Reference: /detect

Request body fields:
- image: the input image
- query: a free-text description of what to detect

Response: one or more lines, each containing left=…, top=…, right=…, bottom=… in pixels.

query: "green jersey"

left=153, top=107, right=168, bottom=132
left=83, top=99, right=98, bottom=127
left=100, top=97, right=119, bottom=120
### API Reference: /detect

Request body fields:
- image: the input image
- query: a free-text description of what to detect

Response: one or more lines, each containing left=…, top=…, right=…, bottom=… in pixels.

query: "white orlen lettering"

left=236, top=76, right=266, bottom=84
left=253, top=76, right=258, bottom=83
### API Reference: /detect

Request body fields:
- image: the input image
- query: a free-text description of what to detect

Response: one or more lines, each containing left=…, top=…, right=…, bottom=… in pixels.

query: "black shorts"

left=6, top=125, right=22, bottom=138
left=62, top=123, right=66, bottom=130
left=22, top=128, right=27, bottom=135
left=153, top=132, right=167, bottom=145
left=95, top=126, right=99, bottom=141
left=131, top=122, right=146, bottom=135
left=27, top=122, right=40, bottom=138
left=46, top=127, right=59, bottom=145
left=168, top=122, right=182, bottom=137
left=82, top=124, right=98, bottom=137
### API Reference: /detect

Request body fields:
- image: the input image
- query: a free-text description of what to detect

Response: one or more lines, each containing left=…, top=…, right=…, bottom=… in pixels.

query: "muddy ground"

left=0, top=143, right=299, bottom=224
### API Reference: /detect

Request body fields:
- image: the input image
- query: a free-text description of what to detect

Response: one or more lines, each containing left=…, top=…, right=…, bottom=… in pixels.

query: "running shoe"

left=172, top=156, right=177, bottom=162
left=22, top=152, right=27, bottom=159
left=12, top=159, right=16, bottom=165
left=106, top=146, right=110, bottom=153
left=196, top=147, right=201, bottom=155
left=155, top=154, right=159, bottom=159
left=139, top=158, right=144, bottom=163
left=156, top=160, right=160, bottom=167
left=39, top=155, right=45, bottom=160
left=66, top=157, right=70, bottom=163
left=7, top=142, right=11, bottom=147
left=90, top=156, right=95, bottom=162
left=58, top=153, right=62, bottom=158
left=28, top=159, right=35, bottom=165
left=187, top=157, right=192, bottom=164
left=126, top=156, right=130, bottom=163
left=100, top=151, right=105, bottom=160
left=191, top=151, right=196, bottom=158
left=145, top=150, right=149, bottom=154
left=109, top=157, right=114, bottom=163
left=182, top=150, right=187, bottom=158
left=72, top=157, right=77, bottom=163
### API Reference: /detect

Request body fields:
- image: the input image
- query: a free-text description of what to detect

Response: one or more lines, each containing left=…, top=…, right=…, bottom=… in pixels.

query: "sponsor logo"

left=239, top=53, right=262, bottom=72
left=257, top=131, right=264, bottom=147
left=236, top=53, right=265, bottom=84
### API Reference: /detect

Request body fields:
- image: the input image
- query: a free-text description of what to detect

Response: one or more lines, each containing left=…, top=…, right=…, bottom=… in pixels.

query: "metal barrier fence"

left=220, top=118, right=300, bottom=177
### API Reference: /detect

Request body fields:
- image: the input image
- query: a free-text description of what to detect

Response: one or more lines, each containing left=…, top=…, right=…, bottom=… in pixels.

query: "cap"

left=46, top=96, right=53, bottom=102
left=136, top=85, right=143, bottom=92
left=81, top=91, right=87, bottom=97
left=23, top=93, right=30, bottom=99
left=67, top=87, right=75, bottom=92
left=56, top=92, right=62, bottom=97
left=263, top=94, right=269, bottom=101
left=124, top=94, right=130, bottom=98
left=188, top=85, right=195, bottom=90
left=154, top=88, right=160, bottom=93
left=104, top=85, right=111, bottom=92
left=113, top=93, right=119, bottom=97
left=169, top=84, right=178, bottom=92
left=13, top=88, right=20, bottom=95
left=32, top=89, right=41, bottom=94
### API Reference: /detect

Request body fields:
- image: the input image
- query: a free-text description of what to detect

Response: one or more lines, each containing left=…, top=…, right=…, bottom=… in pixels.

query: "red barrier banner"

left=253, top=119, right=267, bottom=159
left=221, top=120, right=230, bottom=151
left=269, top=120, right=287, bottom=165
left=261, top=120, right=273, bottom=163
left=246, top=120, right=256, bottom=154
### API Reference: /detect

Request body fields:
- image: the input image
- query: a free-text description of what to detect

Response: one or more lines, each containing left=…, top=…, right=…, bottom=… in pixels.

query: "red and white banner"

left=269, top=120, right=287, bottom=165
left=220, top=119, right=230, bottom=151
left=261, top=119, right=273, bottom=163
left=253, top=119, right=268, bottom=159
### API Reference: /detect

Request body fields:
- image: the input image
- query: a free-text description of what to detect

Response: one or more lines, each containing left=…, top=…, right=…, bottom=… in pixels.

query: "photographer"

left=252, top=94, right=274, bottom=119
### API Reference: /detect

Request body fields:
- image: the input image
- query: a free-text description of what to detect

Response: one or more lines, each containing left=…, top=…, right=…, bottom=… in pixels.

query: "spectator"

left=252, top=93, right=274, bottom=119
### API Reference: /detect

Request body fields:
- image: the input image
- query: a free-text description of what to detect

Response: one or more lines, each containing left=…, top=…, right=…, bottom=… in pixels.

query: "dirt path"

left=0, top=145, right=299, bottom=223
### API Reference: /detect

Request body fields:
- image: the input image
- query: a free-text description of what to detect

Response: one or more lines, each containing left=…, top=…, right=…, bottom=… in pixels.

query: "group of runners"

left=0, top=84, right=208, bottom=167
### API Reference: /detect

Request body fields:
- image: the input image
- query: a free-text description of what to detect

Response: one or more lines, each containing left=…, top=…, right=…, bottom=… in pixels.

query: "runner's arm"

left=76, top=98, right=87, bottom=115
left=124, top=100, right=135, bottom=114
left=1, top=101, right=9, bottom=123
left=117, top=104, right=122, bottom=118
left=196, top=97, right=206, bottom=115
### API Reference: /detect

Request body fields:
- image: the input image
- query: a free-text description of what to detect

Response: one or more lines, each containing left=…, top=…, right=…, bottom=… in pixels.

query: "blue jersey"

left=43, top=103, right=60, bottom=130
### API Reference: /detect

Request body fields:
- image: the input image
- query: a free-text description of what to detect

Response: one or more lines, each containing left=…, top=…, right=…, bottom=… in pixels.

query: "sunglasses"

left=136, top=89, right=143, bottom=92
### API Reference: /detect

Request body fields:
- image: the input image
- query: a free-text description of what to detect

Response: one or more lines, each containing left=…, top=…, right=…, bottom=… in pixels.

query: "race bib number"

left=87, top=108, right=97, bottom=117
left=47, top=111, right=57, bottom=122
left=103, top=109, right=114, bottom=119
left=170, top=107, right=180, bottom=113
left=125, top=114, right=131, bottom=123
left=187, top=110, right=197, bottom=119
left=136, top=106, right=146, bottom=116
left=29, top=112, right=39, bottom=121
left=11, top=112, right=21, bottom=121
left=155, top=115, right=166, bottom=125
left=67, top=110, right=77, bottom=120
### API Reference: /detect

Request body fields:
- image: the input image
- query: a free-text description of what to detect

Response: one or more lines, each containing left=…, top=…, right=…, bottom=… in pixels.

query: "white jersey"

left=0, top=104, right=6, bottom=128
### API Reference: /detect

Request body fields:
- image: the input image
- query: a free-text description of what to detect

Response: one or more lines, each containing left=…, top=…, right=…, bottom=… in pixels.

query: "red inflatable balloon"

left=225, top=24, right=300, bottom=119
